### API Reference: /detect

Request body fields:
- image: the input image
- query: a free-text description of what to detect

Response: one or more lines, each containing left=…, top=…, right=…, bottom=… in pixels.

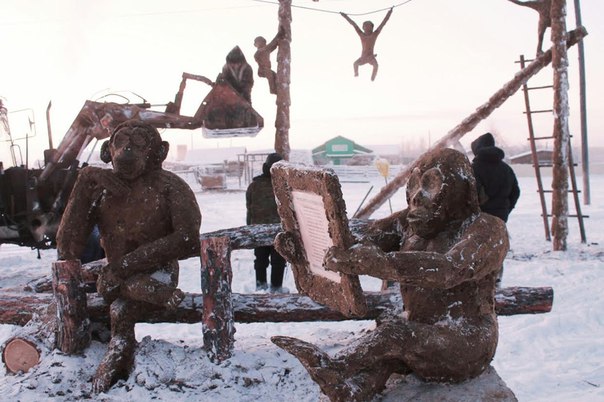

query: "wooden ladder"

left=517, top=55, right=587, bottom=243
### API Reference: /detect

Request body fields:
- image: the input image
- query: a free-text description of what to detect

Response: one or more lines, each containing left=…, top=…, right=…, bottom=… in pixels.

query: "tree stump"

left=1, top=302, right=56, bottom=373
left=200, top=237, right=235, bottom=362
left=52, top=260, right=91, bottom=354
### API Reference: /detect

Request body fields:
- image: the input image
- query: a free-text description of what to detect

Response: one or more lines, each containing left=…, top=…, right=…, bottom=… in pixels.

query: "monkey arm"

left=325, top=214, right=509, bottom=289
left=507, top=0, right=541, bottom=10
left=57, top=167, right=127, bottom=260
left=340, top=12, right=363, bottom=36
left=266, top=26, right=284, bottom=52
left=375, top=7, right=393, bottom=33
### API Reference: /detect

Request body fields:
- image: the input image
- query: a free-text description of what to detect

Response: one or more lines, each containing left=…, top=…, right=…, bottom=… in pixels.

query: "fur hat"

left=263, top=152, right=283, bottom=176
left=471, top=132, right=495, bottom=155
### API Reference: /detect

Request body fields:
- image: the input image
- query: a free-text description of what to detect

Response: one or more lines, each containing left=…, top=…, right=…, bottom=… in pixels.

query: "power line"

left=251, top=0, right=415, bottom=16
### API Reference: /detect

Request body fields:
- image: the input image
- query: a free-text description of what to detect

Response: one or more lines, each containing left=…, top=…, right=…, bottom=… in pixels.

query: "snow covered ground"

left=0, top=166, right=602, bottom=401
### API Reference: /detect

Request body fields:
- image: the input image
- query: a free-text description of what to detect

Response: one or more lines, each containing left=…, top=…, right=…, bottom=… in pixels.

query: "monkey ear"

left=158, top=141, right=169, bottom=163
left=100, top=141, right=112, bottom=163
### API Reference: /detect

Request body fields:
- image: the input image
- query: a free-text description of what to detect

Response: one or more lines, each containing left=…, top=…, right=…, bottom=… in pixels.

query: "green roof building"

left=311, top=135, right=373, bottom=165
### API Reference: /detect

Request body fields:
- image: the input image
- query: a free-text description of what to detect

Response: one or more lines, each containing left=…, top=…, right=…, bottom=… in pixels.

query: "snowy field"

left=0, top=166, right=603, bottom=401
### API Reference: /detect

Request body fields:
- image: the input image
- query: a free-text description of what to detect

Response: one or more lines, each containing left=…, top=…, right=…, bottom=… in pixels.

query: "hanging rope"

left=250, top=0, right=415, bottom=16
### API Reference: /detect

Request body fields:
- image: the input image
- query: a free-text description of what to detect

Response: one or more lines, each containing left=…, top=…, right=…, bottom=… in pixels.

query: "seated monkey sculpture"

left=272, top=148, right=509, bottom=402
left=57, top=120, right=202, bottom=393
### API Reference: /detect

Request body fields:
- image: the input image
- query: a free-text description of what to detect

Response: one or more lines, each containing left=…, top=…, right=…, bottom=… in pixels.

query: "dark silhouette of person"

left=340, top=8, right=393, bottom=81
left=246, top=153, right=287, bottom=293
left=217, top=46, right=254, bottom=103
left=471, top=133, right=520, bottom=287
left=471, top=133, right=521, bottom=223
left=254, top=27, right=283, bottom=95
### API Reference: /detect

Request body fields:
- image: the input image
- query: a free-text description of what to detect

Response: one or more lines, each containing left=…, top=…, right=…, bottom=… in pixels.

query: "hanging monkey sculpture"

left=507, top=0, right=552, bottom=55
left=340, top=8, right=393, bottom=81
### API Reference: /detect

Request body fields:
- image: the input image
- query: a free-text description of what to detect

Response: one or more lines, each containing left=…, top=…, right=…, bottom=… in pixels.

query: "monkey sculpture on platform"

left=57, top=120, right=202, bottom=393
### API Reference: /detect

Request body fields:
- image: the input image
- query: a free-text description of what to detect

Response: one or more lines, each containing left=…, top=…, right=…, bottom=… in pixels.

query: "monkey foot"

left=164, top=288, right=185, bottom=310
left=271, top=336, right=359, bottom=402
left=91, top=336, right=136, bottom=394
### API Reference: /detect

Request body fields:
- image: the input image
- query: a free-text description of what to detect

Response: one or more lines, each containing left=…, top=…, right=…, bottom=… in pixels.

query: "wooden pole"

left=573, top=0, right=589, bottom=205
left=200, top=237, right=235, bottom=363
left=354, top=27, right=588, bottom=219
left=52, top=260, right=91, bottom=354
left=550, top=0, right=570, bottom=251
left=275, top=0, right=292, bottom=160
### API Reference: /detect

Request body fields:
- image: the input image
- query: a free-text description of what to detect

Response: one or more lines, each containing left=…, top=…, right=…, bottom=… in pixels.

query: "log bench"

left=2, top=222, right=553, bottom=376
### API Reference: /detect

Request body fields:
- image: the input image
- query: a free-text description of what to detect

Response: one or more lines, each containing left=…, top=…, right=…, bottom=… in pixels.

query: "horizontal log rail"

left=0, top=286, right=553, bottom=327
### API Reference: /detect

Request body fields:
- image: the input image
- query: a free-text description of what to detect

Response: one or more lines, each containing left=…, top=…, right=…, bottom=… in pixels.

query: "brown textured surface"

left=56, top=121, right=201, bottom=393
left=273, top=148, right=511, bottom=402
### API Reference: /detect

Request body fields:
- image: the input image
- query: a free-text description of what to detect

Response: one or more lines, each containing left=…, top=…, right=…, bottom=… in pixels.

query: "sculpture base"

left=379, top=366, right=517, bottom=402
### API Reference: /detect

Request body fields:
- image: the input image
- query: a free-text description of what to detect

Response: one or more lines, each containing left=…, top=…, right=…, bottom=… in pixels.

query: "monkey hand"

left=274, top=231, right=305, bottom=265
left=324, top=244, right=383, bottom=276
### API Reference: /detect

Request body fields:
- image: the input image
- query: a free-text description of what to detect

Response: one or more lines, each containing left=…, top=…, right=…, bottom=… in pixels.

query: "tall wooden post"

left=550, top=0, right=570, bottom=251
left=275, top=0, right=292, bottom=160
left=200, top=236, right=235, bottom=363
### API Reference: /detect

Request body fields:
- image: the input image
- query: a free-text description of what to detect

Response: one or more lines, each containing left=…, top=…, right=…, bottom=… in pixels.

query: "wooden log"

left=200, top=236, right=235, bottom=363
left=354, top=27, right=588, bottom=219
left=1, top=302, right=56, bottom=373
left=551, top=0, right=571, bottom=251
left=52, top=260, right=91, bottom=354
left=0, top=287, right=553, bottom=328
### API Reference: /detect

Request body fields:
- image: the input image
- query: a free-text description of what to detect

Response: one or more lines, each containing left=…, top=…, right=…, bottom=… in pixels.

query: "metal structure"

left=0, top=73, right=264, bottom=250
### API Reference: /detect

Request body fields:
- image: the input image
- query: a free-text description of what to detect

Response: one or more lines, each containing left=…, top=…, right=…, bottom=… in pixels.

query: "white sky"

left=1, top=0, right=602, bottom=164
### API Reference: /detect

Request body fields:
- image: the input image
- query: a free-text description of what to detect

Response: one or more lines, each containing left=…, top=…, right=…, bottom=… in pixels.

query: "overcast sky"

left=1, top=0, right=602, bottom=164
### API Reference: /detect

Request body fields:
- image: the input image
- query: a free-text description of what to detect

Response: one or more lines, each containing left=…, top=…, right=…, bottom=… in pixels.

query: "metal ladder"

left=517, top=55, right=587, bottom=243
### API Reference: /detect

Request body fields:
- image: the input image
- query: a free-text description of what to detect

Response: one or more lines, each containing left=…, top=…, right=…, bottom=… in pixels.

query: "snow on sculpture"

left=272, top=148, right=510, bottom=402
left=56, top=120, right=201, bottom=393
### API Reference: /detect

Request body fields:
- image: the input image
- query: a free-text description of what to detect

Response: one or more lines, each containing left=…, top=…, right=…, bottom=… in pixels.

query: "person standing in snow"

left=471, top=132, right=521, bottom=223
left=471, top=132, right=520, bottom=286
left=246, top=153, right=287, bottom=293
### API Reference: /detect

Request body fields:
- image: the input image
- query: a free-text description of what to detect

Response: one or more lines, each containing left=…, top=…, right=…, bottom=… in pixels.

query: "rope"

left=250, top=0, right=415, bottom=16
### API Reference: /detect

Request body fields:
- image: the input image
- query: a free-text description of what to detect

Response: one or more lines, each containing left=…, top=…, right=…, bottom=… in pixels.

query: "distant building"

left=312, top=136, right=373, bottom=165
left=510, top=150, right=553, bottom=165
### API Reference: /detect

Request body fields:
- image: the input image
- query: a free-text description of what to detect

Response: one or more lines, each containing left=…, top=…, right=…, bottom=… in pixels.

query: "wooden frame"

left=271, top=163, right=367, bottom=317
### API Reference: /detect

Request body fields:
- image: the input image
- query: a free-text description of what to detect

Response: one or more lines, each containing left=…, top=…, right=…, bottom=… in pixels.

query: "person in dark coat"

left=471, top=133, right=520, bottom=223
left=471, top=133, right=520, bottom=286
left=246, top=153, right=287, bottom=293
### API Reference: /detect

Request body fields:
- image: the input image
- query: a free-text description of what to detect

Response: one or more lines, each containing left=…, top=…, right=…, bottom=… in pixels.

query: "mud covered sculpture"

left=507, top=0, right=552, bottom=55
left=56, top=120, right=202, bottom=393
left=272, top=148, right=510, bottom=402
left=217, top=46, right=254, bottom=103
left=340, top=7, right=393, bottom=81
left=254, top=26, right=283, bottom=95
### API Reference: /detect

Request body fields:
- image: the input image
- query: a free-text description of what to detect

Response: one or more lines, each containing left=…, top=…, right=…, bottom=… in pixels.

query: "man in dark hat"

left=246, top=153, right=287, bottom=293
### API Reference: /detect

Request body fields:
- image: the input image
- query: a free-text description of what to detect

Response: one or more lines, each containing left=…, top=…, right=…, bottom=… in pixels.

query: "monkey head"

left=362, top=21, right=374, bottom=34
left=405, top=148, right=480, bottom=238
left=100, top=120, right=169, bottom=181
left=254, top=36, right=267, bottom=48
